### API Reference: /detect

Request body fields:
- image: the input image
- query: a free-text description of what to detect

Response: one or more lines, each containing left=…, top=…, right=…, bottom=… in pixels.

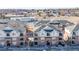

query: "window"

left=59, top=33, right=62, bottom=36
left=72, top=37, right=75, bottom=39
left=72, top=41, right=75, bottom=44
left=20, top=38, right=24, bottom=41
left=58, top=42, right=62, bottom=45
left=58, top=42, right=65, bottom=46
left=73, top=32, right=75, bottom=35
left=34, top=38, right=38, bottom=40
left=47, top=33, right=50, bottom=36
left=59, top=38, right=62, bottom=40
left=7, top=33, right=10, bottom=36
left=35, top=33, right=38, bottom=36
left=6, top=41, right=10, bottom=47
left=34, top=42, right=38, bottom=45
left=20, top=33, right=23, bottom=36
left=46, top=41, right=50, bottom=46
left=20, top=42, right=24, bottom=45
left=30, top=33, right=33, bottom=36
left=7, top=43, right=10, bottom=47
left=30, top=42, right=33, bottom=46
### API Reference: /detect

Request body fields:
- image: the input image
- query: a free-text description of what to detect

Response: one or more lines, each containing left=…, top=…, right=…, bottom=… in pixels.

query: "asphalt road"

left=0, top=45, right=79, bottom=51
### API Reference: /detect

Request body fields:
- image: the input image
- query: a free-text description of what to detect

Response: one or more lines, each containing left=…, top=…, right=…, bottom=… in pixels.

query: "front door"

left=6, top=40, right=11, bottom=47
left=45, top=37, right=52, bottom=46
left=46, top=41, right=51, bottom=46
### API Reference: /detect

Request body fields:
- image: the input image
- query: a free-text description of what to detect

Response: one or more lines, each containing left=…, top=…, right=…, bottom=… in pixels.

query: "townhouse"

left=0, top=17, right=76, bottom=47
left=49, top=20, right=74, bottom=31
left=29, top=24, right=65, bottom=47
left=65, top=24, right=79, bottom=45
left=26, top=19, right=74, bottom=47
left=0, top=26, right=26, bottom=47
left=0, top=18, right=27, bottom=47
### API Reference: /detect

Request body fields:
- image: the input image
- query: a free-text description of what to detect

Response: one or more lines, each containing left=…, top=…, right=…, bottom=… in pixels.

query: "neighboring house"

left=10, top=17, right=38, bottom=26
left=49, top=20, right=74, bottom=31
left=30, top=24, right=65, bottom=46
left=70, top=24, right=79, bottom=45
left=52, top=9, right=59, bottom=17
left=10, top=17, right=37, bottom=22
left=0, top=26, right=26, bottom=47
left=65, top=24, right=79, bottom=45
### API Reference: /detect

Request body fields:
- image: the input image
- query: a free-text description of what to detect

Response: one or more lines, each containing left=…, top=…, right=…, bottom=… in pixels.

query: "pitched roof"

left=65, top=24, right=76, bottom=33
left=72, top=24, right=79, bottom=32
left=65, top=24, right=79, bottom=36
left=49, top=20, right=74, bottom=27
left=35, top=20, right=50, bottom=27
left=35, top=24, right=61, bottom=32
left=1, top=22, right=26, bottom=33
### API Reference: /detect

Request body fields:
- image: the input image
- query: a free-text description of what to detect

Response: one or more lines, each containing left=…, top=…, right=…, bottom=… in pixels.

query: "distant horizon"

left=0, top=7, right=79, bottom=10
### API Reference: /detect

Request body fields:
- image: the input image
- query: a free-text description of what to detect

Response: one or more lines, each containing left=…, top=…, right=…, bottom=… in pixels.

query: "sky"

left=0, top=0, right=79, bottom=9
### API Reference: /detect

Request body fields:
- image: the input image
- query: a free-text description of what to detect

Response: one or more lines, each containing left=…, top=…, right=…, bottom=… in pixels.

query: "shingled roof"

left=49, top=20, right=74, bottom=27
left=35, top=24, right=61, bottom=33
left=34, top=20, right=50, bottom=27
